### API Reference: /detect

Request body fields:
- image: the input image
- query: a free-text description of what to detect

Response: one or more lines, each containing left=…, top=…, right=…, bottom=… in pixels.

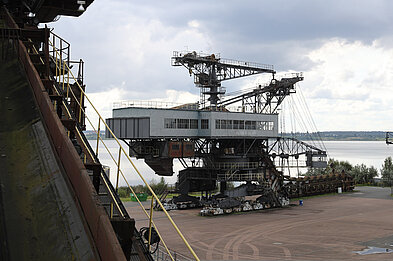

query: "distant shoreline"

left=296, top=138, right=386, bottom=142
left=283, top=131, right=387, bottom=142
left=83, top=131, right=388, bottom=142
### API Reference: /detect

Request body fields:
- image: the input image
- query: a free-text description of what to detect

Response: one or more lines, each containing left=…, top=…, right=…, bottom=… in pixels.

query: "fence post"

left=148, top=196, right=154, bottom=251
left=96, top=120, right=101, bottom=156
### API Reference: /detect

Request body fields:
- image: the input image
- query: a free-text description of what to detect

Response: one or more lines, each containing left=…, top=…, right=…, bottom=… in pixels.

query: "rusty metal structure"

left=0, top=0, right=354, bottom=259
left=1, top=1, right=200, bottom=260
left=284, top=173, right=354, bottom=198
left=107, top=51, right=329, bottom=209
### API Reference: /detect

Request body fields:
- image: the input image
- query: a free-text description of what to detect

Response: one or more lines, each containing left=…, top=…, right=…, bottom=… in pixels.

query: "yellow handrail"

left=48, top=38, right=199, bottom=261
left=32, top=41, right=127, bottom=219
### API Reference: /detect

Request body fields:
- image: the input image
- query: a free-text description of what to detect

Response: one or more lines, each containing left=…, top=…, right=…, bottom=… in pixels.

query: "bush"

left=305, top=158, right=352, bottom=176
left=117, top=186, right=131, bottom=198
left=117, top=177, right=168, bottom=198
left=350, top=164, right=377, bottom=184
left=305, top=158, right=378, bottom=185
left=381, top=157, right=393, bottom=186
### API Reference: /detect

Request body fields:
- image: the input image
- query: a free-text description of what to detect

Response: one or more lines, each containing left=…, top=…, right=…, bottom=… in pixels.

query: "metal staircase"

left=1, top=6, right=200, bottom=260
left=22, top=26, right=150, bottom=261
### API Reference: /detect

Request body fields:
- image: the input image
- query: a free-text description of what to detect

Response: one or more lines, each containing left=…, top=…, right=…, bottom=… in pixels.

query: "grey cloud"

left=48, top=0, right=393, bottom=96
left=136, top=0, right=393, bottom=43
left=312, top=88, right=369, bottom=101
left=312, top=88, right=334, bottom=99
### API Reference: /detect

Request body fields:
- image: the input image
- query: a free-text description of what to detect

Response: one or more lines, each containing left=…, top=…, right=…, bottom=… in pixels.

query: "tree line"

left=306, top=157, right=393, bottom=186
left=117, top=177, right=168, bottom=198
left=117, top=157, right=393, bottom=198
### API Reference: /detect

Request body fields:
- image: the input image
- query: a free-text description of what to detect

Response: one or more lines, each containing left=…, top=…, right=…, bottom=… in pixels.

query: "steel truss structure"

left=171, top=51, right=275, bottom=108
left=111, top=51, right=330, bottom=208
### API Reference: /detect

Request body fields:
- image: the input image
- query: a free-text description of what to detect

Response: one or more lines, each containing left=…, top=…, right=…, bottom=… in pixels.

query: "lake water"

left=89, top=139, right=393, bottom=187
left=323, top=141, right=393, bottom=170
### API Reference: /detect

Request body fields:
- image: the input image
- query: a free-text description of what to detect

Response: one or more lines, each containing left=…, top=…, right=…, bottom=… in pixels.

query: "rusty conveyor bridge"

left=0, top=3, right=198, bottom=261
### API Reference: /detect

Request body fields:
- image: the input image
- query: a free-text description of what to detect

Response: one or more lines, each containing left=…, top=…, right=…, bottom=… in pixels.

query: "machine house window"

left=233, top=120, right=244, bottom=129
left=201, top=119, right=209, bottom=129
left=177, top=119, right=189, bottom=129
left=215, top=119, right=232, bottom=129
left=245, top=120, right=256, bottom=130
left=216, top=119, right=274, bottom=131
left=164, top=118, right=199, bottom=129
left=190, top=119, right=198, bottom=129
left=164, top=118, right=176, bottom=129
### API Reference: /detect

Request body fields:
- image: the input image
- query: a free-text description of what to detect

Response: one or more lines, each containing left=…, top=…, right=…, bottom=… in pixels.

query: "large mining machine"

left=107, top=51, right=328, bottom=209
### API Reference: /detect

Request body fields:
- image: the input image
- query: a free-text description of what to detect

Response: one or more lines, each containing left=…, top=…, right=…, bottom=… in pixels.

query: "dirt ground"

left=124, top=186, right=393, bottom=260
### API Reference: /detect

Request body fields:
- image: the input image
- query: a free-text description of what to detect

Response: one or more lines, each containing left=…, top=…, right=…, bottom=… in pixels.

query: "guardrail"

left=217, top=173, right=265, bottom=181
left=48, top=34, right=200, bottom=261
left=215, top=161, right=260, bottom=170
left=153, top=245, right=194, bottom=261
left=113, top=100, right=199, bottom=110
left=1, top=7, right=126, bottom=260
left=172, top=50, right=274, bottom=71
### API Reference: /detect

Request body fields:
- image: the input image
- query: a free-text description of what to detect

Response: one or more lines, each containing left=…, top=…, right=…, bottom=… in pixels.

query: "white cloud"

left=188, top=20, right=200, bottom=29
left=295, top=38, right=393, bottom=131
left=52, top=1, right=213, bottom=96
left=152, top=89, right=199, bottom=103
left=85, top=86, right=128, bottom=130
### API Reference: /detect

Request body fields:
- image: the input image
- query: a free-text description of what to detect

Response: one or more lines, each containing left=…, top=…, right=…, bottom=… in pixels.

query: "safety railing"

left=220, top=57, right=274, bottom=71
left=280, top=72, right=303, bottom=79
left=172, top=50, right=221, bottom=60
left=48, top=34, right=200, bottom=261
left=113, top=100, right=199, bottom=110
left=26, top=37, right=127, bottom=218
left=215, top=161, right=259, bottom=170
left=172, top=51, right=273, bottom=71
left=50, top=31, right=70, bottom=65
left=272, top=157, right=308, bottom=169
left=217, top=172, right=265, bottom=181
left=153, top=245, right=194, bottom=261
left=113, top=99, right=248, bottom=113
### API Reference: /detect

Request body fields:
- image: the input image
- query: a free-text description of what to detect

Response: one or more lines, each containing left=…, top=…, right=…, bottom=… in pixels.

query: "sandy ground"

left=124, top=186, right=393, bottom=260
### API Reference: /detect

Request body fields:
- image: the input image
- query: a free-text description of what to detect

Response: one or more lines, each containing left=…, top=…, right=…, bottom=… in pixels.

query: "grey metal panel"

left=126, top=119, right=134, bottom=138
left=105, top=119, right=113, bottom=138
left=138, top=119, right=144, bottom=138
left=114, top=119, right=121, bottom=138
left=141, top=118, right=150, bottom=138
left=120, top=118, right=127, bottom=138
left=106, top=117, right=150, bottom=139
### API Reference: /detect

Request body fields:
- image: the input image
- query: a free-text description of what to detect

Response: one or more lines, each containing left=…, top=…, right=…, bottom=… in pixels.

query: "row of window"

left=164, top=118, right=209, bottom=129
left=215, top=120, right=274, bottom=130
left=164, top=118, right=274, bottom=131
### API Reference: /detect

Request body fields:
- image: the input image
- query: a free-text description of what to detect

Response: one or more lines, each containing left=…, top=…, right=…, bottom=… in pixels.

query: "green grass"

left=120, top=197, right=132, bottom=202
left=120, top=192, right=205, bottom=203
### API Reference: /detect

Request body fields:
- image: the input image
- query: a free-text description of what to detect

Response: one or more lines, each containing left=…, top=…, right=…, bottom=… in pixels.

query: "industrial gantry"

left=106, top=51, right=329, bottom=208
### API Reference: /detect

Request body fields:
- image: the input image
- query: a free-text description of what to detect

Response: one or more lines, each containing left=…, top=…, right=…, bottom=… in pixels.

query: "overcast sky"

left=50, top=0, right=393, bottom=132
left=45, top=0, right=393, bottom=184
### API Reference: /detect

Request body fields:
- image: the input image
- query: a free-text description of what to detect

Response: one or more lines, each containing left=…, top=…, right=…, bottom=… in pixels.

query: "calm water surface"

left=323, top=141, right=393, bottom=170
left=89, top=140, right=393, bottom=186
